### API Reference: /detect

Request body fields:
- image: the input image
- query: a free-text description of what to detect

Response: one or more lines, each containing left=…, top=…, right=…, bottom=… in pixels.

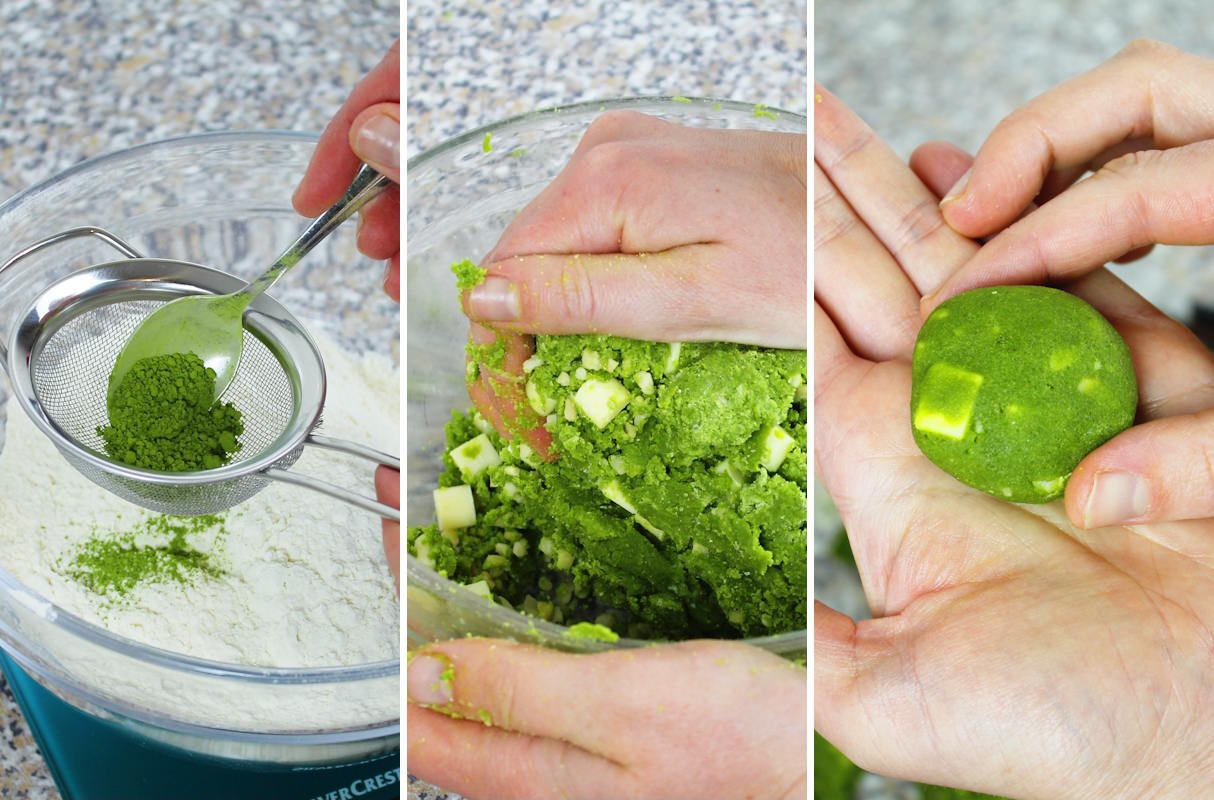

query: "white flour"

left=0, top=329, right=398, bottom=729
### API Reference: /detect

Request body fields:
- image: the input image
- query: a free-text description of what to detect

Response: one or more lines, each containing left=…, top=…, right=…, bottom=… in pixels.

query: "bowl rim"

left=407, top=94, right=807, bottom=168
left=407, top=556, right=809, bottom=654
left=0, top=130, right=399, bottom=741
left=405, top=96, right=809, bottom=653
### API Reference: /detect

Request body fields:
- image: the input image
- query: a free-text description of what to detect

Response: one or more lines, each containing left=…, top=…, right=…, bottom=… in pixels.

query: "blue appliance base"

left=0, top=650, right=400, bottom=800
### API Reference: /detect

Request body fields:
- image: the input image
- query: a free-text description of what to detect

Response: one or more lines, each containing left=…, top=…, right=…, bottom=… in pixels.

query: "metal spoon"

left=107, top=164, right=390, bottom=408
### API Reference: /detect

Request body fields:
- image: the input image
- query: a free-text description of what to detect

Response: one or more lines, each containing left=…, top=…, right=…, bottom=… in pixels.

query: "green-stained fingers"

left=467, top=247, right=806, bottom=349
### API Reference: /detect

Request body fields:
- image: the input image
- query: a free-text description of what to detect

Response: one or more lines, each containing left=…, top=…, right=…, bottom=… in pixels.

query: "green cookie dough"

left=410, top=332, right=808, bottom=641
left=564, top=622, right=620, bottom=643
left=911, top=285, right=1137, bottom=503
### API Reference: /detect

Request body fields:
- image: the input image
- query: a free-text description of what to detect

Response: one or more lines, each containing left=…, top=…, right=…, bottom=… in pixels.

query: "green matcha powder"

left=98, top=352, right=243, bottom=471
left=60, top=513, right=227, bottom=601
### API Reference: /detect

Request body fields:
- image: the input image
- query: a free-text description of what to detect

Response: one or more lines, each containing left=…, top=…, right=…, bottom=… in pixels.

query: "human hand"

left=375, top=464, right=399, bottom=593
left=293, top=39, right=400, bottom=300
left=407, top=638, right=806, bottom=800
left=920, top=40, right=1214, bottom=527
left=462, top=111, right=807, bottom=453
left=815, top=84, right=1214, bottom=798
left=293, top=41, right=401, bottom=577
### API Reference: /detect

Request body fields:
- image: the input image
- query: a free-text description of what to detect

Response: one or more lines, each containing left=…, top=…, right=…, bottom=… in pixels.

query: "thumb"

left=1066, top=408, right=1214, bottom=527
left=814, top=601, right=924, bottom=781
left=349, top=103, right=401, bottom=184
left=810, top=604, right=898, bottom=776
left=462, top=246, right=806, bottom=348
left=407, top=639, right=624, bottom=800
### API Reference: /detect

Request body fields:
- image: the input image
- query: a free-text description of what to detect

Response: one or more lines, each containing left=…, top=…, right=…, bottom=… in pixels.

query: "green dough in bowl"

left=911, top=285, right=1137, bottom=503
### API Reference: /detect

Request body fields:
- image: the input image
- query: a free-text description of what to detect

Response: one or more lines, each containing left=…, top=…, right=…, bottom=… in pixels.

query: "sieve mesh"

left=29, top=297, right=306, bottom=515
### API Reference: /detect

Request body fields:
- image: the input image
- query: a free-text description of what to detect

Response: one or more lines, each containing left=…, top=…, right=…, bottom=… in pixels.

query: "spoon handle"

left=234, top=164, right=391, bottom=308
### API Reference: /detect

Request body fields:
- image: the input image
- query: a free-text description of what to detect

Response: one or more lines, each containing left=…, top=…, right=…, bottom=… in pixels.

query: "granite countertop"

left=405, top=2, right=806, bottom=798
left=0, top=2, right=396, bottom=797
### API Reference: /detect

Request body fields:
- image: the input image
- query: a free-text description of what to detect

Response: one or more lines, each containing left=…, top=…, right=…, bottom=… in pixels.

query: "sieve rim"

left=8, top=257, right=326, bottom=487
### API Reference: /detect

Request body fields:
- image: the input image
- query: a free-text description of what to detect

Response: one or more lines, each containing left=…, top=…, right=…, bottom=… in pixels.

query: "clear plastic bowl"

left=406, top=97, right=807, bottom=659
left=0, top=131, right=399, bottom=764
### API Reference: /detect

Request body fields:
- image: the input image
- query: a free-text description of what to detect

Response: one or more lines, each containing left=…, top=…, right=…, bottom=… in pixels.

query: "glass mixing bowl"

left=0, top=131, right=399, bottom=764
left=406, top=97, right=807, bottom=659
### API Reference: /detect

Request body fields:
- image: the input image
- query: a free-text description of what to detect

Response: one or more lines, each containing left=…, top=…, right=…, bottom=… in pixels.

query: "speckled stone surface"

left=405, top=2, right=805, bottom=798
left=817, top=4, right=1214, bottom=797
left=0, top=2, right=397, bottom=798
left=406, top=0, right=807, bottom=157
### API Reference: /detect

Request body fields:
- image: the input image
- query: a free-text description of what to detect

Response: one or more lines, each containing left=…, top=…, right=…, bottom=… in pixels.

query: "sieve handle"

left=261, top=433, right=401, bottom=521
left=304, top=433, right=400, bottom=469
left=262, top=468, right=401, bottom=522
left=0, top=226, right=145, bottom=364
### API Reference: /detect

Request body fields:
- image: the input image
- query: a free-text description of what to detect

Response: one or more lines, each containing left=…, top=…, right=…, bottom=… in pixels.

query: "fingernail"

left=468, top=276, right=520, bottom=322
left=1083, top=471, right=1150, bottom=528
left=352, top=113, right=400, bottom=172
left=940, top=167, right=970, bottom=207
left=407, top=654, right=454, bottom=705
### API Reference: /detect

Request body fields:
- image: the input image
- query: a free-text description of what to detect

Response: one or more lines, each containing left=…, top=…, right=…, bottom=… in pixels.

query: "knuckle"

left=553, top=257, right=599, bottom=324
left=575, top=139, right=638, bottom=188
left=1118, top=37, right=1178, bottom=60
left=582, top=110, right=660, bottom=147
left=993, top=105, right=1038, bottom=134
left=1098, top=148, right=1163, bottom=179
left=813, top=186, right=859, bottom=252
left=816, top=121, right=873, bottom=171
left=486, top=658, right=519, bottom=727
left=892, top=198, right=946, bottom=252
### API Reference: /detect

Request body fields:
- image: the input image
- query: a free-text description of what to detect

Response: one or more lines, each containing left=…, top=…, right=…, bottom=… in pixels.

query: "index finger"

left=293, top=39, right=400, bottom=216
left=941, top=39, right=1214, bottom=238
left=405, top=639, right=633, bottom=754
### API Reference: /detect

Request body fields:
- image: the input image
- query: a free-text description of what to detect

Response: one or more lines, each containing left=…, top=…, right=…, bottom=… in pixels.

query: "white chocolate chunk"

left=759, top=425, right=795, bottom=472
left=1048, top=348, right=1076, bottom=371
left=581, top=349, right=602, bottom=370
left=715, top=459, right=746, bottom=486
left=601, top=479, right=637, bottom=514
left=913, top=362, right=984, bottom=440
left=450, top=434, right=501, bottom=479
left=525, top=379, right=557, bottom=415
left=634, top=513, right=665, bottom=540
left=434, top=485, right=476, bottom=530
left=664, top=342, right=681, bottom=374
left=1033, top=475, right=1068, bottom=495
left=464, top=580, right=492, bottom=599
left=574, top=378, right=631, bottom=428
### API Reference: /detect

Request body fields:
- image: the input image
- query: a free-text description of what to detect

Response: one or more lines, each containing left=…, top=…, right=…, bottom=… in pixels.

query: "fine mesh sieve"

left=1, top=227, right=400, bottom=520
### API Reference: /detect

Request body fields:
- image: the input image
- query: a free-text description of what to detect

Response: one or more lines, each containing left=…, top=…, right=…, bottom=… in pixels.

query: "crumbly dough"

left=410, top=334, right=808, bottom=640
